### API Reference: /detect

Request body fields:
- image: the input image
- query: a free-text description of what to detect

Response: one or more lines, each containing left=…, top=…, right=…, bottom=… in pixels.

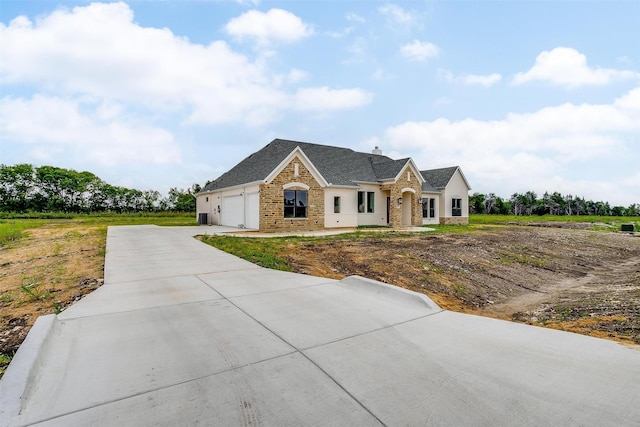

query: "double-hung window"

left=358, top=191, right=365, bottom=213
left=367, top=192, right=375, bottom=213
left=422, top=198, right=436, bottom=218
left=358, top=191, right=375, bottom=213
left=284, top=190, right=308, bottom=218
left=452, top=198, right=462, bottom=217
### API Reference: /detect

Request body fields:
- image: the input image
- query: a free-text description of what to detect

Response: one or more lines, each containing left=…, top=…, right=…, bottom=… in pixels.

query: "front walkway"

left=1, top=225, right=639, bottom=426
left=173, top=224, right=434, bottom=238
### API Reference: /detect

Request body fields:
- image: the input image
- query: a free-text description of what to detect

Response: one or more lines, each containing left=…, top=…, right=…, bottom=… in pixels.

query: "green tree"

left=0, top=164, right=36, bottom=212
left=167, top=186, right=197, bottom=212
left=469, top=192, right=486, bottom=214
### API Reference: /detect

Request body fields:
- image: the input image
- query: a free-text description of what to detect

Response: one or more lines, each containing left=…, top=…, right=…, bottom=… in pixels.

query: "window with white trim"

left=334, top=196, right=340, bottom=213
left=284, top=190, right=308, bottom=218
left=367, top=192, right=375, bottom=213
left=452, top=198, right=462, bottom=217
left=423, top=198, right=436, bottom=218
left=358, top=191, right=375, bottom=213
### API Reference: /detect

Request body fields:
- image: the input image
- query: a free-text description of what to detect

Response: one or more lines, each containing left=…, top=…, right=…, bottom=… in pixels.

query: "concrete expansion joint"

left=299, top=309, right=445, bottom=353
left=220, top=291, right=388, bottom=426
left=222, top=280, right=334, bottom=299
left=61, top=296, right=228, bottom=321
left=23, top=349, right=304, bottom=427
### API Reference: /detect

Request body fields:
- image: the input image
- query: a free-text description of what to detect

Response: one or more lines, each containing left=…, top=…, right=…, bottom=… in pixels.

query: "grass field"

left=0, top=212, right=198, bottom=247
left=471, top=214, right=640, bottom=227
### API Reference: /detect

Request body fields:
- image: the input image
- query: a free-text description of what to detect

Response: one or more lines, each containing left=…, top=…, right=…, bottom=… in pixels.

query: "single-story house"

left=196, top=139, right=470, bottom=231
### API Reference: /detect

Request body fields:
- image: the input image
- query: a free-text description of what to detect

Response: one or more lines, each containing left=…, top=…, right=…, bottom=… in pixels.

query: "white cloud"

left=0, top=3, right=283, bottom=124
left=326, top=26, right=354, bottom=38
left=381, top=88, right=640, bottom=204
left=400, top=40, right=439, bottom=62
left=378, top=3, right=415, bottom=26
left=512, top=47, right=640, bottom=88
left=0, top=95, right=180, bottom=165
left=224, top=8, right=313, bottom=45
left=438, top=69, right=502, bottom=86
left=344, top=36, right=367, bottom=64
left=0, top=2, right=363, bottom=129
left=346, top=12, right=365, bottom=23
left=461, top=73, right=502, bottom=86
left=294, top=87, right=373, bottom=111
left=287, top=68, right=308, bottom=84
left=371, top=68, right=394, bottom=81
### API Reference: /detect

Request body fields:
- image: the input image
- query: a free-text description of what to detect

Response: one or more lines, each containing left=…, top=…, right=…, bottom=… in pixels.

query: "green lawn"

left=0, top=212, right=198, bottom=248
left=470, top=213, right=640, bottom=227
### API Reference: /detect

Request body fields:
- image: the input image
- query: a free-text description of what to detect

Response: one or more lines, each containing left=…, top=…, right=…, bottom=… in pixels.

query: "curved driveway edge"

left=1, top=225, right=639, bottom=426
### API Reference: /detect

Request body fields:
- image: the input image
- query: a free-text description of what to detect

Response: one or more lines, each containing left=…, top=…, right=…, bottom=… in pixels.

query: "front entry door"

left=386, top=197, right=390, bottom=224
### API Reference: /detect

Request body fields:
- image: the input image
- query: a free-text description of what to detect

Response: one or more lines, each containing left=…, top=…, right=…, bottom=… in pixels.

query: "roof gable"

left=420, top=166, right=471, bottom=191
left=264, top=146, right=329, bottom=187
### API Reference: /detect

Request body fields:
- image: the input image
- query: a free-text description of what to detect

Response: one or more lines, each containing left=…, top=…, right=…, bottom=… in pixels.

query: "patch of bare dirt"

left=285, top=226, right=640, bottom=346
left=0, top=225, right=105, bottom=376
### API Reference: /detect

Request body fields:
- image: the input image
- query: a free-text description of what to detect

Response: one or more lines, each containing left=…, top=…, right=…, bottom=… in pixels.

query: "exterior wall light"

left=397, top=197, right=403, bottom=204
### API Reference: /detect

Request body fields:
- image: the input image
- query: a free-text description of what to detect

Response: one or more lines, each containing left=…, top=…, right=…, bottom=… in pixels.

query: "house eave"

left=352, top=180, right=383, bottom=186
left=327, top=184, right=360, bottom=189
left=196, top=180, right=264, bottom=196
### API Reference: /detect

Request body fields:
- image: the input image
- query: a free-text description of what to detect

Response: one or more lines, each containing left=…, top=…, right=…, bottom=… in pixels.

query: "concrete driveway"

left=1, top=225, right=639, bottom=426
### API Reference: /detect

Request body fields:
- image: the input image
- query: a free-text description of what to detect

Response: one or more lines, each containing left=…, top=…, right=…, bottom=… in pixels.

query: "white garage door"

left=221, top=195, right=243, bottom=227
left=246, top=192, right=260, bottom=230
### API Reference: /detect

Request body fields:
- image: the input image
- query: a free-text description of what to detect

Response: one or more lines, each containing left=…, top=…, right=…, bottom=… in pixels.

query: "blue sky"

left=1, top=0, right=639, bottom=205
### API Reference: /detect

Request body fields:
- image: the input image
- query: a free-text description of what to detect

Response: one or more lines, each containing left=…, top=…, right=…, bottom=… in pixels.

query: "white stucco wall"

left=421, top=193, right=440, bottom=225
left=440, top=170, right=470, bottom=220
left=196, top=194, right=215, bottom=224
left=324, top=188, right=358, bottom=228
left=356, top=184, right=389, bottom=227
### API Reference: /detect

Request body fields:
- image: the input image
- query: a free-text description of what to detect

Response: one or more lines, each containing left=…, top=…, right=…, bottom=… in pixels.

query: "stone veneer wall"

left=380, top=166, right=423, bottom=227
left=259, top=156, right=325, bottom=231
left=440, top=216, right=469, bottom=225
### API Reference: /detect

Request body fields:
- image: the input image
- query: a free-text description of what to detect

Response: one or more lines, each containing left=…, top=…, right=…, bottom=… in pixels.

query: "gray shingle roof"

left=421, top=180, right=438, bottom=192
left=200, top=139, right=403, bottom=192
left=420, top=166, right=459, bottom=189
left=199, top=139, right=463, bottom=194
left=371, top=158, right=411, bottom=181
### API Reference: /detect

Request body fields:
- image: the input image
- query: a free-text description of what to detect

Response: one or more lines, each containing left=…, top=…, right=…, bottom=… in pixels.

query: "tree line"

left=0, top=164, right=200, bottom=213
left=469, top=191, right=640, bottom=217
left=3, top=164, right=637, bottom=217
